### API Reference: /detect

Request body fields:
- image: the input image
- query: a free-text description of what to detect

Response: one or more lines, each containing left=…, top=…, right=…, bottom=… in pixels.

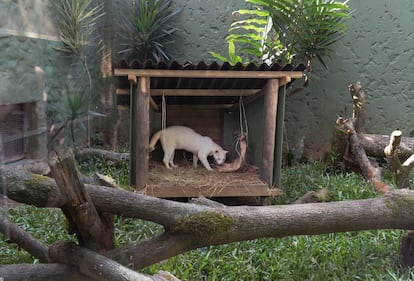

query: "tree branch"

left=49, top=241, right=154, bottom=281
left=348, top=81, right=366, bottom=133
left=336, top=117, right=392, bottom=194
left=0, top=263, right=94, bottom=281
left=4, top=164, right=414, bottom=270
left=108, top=190, right=414, bottom=269
left=0, top=215, right=50, bottom=263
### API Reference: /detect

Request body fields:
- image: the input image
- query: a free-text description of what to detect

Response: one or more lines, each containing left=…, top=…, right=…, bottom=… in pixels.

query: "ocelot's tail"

left=149, top=130, right=162, bottom=152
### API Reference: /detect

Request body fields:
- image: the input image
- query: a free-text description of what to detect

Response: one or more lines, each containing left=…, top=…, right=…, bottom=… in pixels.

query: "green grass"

left=1, top=159, right=414, bottom=280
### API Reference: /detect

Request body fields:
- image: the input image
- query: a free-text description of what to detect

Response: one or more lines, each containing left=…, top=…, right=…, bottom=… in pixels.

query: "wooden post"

left=129, top=78, right=137, bottom=186
left=260, top=79, right=279, bottom=185
left=273, top=84, right=286, bottom=187
left=135, top=76, right=150, bottom=190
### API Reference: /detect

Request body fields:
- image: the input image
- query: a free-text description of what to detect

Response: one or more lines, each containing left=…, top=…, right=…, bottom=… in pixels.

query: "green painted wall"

left=283, top=1, right=414, bottom=159
left=4, top=0, right=414, bottom=161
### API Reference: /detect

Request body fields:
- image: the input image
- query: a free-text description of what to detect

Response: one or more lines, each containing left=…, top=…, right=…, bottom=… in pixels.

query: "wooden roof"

left=114, top=60, right=305, bottom=107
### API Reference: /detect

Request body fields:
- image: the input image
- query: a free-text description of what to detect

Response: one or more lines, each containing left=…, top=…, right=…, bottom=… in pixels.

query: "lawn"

left=1, top=159, right=414, bottom=280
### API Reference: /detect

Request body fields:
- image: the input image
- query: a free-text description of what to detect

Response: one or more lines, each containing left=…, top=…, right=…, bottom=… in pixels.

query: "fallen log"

left=358, top=133, right=414, bottom=160
left=75, top=148, right=129, bottom=164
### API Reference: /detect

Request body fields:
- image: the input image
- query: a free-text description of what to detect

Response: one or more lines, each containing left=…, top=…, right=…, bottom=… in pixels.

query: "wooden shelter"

left=113, top=60, right=305, bottom=198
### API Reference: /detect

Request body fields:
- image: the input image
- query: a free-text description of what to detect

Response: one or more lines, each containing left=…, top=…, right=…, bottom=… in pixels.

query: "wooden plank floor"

left=143, top=161, right=283, bottom=198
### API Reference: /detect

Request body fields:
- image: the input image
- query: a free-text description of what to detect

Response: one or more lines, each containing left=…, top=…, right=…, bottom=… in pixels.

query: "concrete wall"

left=1, top=0, right=106, bottom=157
left=140, top=0, right=414, bottom=161
left=283, top=1, right=414, bottom=159
left=0, top=0, right=58, bottom=161
left=3, top=0, right=414, bottom=161
left=165, top=0, right=414, bottom=161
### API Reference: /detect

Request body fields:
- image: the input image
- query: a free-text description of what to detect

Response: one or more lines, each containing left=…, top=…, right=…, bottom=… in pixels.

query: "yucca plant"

left=118, top=0, right=182, bottom=62
left=53, top=0, right=104, bottom=88
left=52, top=0, right=105, bottom=147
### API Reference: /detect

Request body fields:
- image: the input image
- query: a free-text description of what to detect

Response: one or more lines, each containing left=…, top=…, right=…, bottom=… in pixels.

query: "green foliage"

left=48, top=88, right=104, bottom=148
left=210, top=41, right=245, bottom=66
left=267, top=0, right=350, bottom=70
left=209, top=5, right=281, bottom=65
left=77, top=154, right=130, bottom=186
left=211, top=0, right=350, bottom=70
left=118, top=0, right=182, bottom=62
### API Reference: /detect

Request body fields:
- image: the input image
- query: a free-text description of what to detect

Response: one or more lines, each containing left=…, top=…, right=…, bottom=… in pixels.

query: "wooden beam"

left=116, top=89, right=130, bottom=95
left=151, top=89, right=262, bottom=96
left=114, top=69, right=303, bottom=79
left=167, top=104, right=236, bottom=110
left=127, top=74, right=137, bottom=84
left=141, top=184, right=283, bottom=198
left=116, top=88, right=262, bottom=96
left=149, top=96, right=160, bottom=112
left=134, top=77, right=150, bottom=190
left=279, top=76, right=291, bottom=86
left=260, top=79, right=279, bottom=185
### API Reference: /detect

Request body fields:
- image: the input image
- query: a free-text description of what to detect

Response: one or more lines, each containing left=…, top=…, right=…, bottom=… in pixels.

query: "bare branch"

left=348, top=81, right=366, bottom=132
left=0, top=215, right=50, bottom=263
left=336, top=117, right=392, bottom=194
left=49, top=241, right=154, bottom=281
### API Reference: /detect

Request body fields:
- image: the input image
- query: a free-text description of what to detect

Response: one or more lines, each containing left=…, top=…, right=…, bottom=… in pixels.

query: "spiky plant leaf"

left=118, top=0, right=182, bottom=62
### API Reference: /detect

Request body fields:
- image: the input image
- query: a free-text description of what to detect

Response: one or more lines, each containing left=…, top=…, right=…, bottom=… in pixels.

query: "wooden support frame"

left=117, top=68, right=303, bottom=194
left=260, top=79, right=279, bottom=185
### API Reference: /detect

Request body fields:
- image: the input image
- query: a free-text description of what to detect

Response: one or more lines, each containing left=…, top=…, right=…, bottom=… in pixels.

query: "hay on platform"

left=147, top=160, right=264, bottom=189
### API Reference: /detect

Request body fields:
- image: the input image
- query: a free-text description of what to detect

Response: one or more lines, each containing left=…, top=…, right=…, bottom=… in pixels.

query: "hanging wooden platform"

left=138, top=161, right=283, bottom=198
